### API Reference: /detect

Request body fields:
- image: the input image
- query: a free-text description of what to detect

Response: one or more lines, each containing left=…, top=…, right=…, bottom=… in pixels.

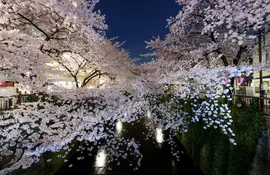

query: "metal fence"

left=233, top=95, right=270, bottom=115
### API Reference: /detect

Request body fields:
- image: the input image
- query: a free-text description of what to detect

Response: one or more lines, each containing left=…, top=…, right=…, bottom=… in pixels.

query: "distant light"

left=147, top=110, right=151, bottom=118
left=88, top=85, right=95, bottom=89
left=72, top=1, right=78, bottom=7
left=63, top=52, right=71, bottom=59
left=116, top=121, right=123, bottom=134
left=156, top=128, right=164, bottom=144
left=99, top=79, right=106, bottom=85
left=95, top=149, right=106, bottom=167
left=46, top=61, right=59, bottom=67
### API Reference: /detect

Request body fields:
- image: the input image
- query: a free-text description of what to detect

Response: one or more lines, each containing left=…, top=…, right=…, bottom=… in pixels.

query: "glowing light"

left=156, top=128, right=164, bottom=144
left=63, top=52, right=71, bottom=59
left=95, top=149, right=106, bottom=167
left=99, top=79, right=105, bottom=85
left=54, top=81, right=75, bottom=89
left=65, top=22, right=71, bottom=26
left=87, top=85, right=95, bottom=89
left=147, top=110, right=151, bottom=118
left=48, top=86, right=53, bottom=92
left=45, top=61, right=59, bottom=67
left=71, top=1, right=78, bottom=7
left=116, top=121, right=123, bottom=134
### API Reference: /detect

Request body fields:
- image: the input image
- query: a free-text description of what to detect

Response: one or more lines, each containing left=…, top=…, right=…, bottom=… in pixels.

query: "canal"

left=55, top=118, right=204, bottom=175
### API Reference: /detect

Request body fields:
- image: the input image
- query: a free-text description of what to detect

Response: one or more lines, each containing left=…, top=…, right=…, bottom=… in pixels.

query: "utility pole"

left=258, top=31, right=264, bottom=111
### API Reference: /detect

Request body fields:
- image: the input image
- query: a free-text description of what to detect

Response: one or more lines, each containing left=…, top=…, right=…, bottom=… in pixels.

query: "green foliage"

left=159, top=93, right=173, bottom=104
left=26, top=96, right=33, bottom=102
left=179, top=98, right=263, bottom=175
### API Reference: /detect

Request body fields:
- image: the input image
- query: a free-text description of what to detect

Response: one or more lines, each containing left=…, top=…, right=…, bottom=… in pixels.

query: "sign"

left=0, top=81, right=14, bottom=87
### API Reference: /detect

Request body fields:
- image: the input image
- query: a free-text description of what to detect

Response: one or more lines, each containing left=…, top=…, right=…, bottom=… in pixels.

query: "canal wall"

left=177, top=99, right=264, bottom=175
left=178, top=117, right=270, bottom=175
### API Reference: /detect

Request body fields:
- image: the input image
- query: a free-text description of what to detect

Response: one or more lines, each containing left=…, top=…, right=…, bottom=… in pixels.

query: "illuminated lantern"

left=237, top=77, right=245, bottom=86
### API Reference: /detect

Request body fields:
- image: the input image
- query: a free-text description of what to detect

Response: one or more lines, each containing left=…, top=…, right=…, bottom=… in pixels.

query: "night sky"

left=96, top=0, right=181, bottom=63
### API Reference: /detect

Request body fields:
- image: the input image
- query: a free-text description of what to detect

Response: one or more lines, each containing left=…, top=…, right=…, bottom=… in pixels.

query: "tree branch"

left=17, top=13, right=49, bottom=39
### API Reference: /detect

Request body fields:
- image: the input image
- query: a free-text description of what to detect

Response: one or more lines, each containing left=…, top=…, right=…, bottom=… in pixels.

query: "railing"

left=2, top=94, right=269, bottom=115
left=0, top=95, right=36, bottom=111
left=233, top=95, right=270, bottom=115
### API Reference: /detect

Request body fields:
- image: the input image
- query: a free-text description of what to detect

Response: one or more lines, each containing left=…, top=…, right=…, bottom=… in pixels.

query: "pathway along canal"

left=55, top=118, right=203, bottom=175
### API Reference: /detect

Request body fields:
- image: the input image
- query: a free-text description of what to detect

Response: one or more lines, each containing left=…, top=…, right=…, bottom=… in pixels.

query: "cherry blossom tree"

left=0, top=0, right=269, bottom=174
left=0, top=0, right=135, bottom=91
left=141, top=1, right=270, bottom=158
left=0, top=1, right=138, bottom=173
left=45, top=40, right=135, bottom=89
left=146, top=0, right=270, bottom=68
left=0, top=0, right=101, bottom=89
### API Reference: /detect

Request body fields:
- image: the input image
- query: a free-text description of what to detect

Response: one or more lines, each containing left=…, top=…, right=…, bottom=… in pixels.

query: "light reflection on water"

left=95, top=118, right=164, bottom=174
left=95, top=149, right=106, bottom=167
left=156, top=128, right=164, bottom=144
left=145, top=111, right=165, bottom=147
left=147, top=110, right=152, bottom=118
left=116, top=121, right=123, bottom=134
left=94, top=149, right=107, bottom=174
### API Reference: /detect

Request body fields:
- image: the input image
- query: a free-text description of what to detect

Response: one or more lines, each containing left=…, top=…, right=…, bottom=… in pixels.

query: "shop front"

left=0, top=74, right=17, bottom=110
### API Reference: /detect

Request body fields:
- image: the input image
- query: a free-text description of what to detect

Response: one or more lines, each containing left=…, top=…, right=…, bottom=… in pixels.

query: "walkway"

left=249, top=116, right=270, bottom=175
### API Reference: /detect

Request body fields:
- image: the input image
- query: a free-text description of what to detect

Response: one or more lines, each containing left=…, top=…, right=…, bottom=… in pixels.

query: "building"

left=251, top=33, right=270, bottom=97
left=0, top=73, right=17, bottom=109
left=234, top=32, right=270, bottom=97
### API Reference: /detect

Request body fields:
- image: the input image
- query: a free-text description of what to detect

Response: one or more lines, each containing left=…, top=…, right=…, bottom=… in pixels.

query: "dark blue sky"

left=96, top=0, right=181, bottom=63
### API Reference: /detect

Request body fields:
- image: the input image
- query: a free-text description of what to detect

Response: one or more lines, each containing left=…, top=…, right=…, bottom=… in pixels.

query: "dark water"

left=55, top=119, right=203, bottom=175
